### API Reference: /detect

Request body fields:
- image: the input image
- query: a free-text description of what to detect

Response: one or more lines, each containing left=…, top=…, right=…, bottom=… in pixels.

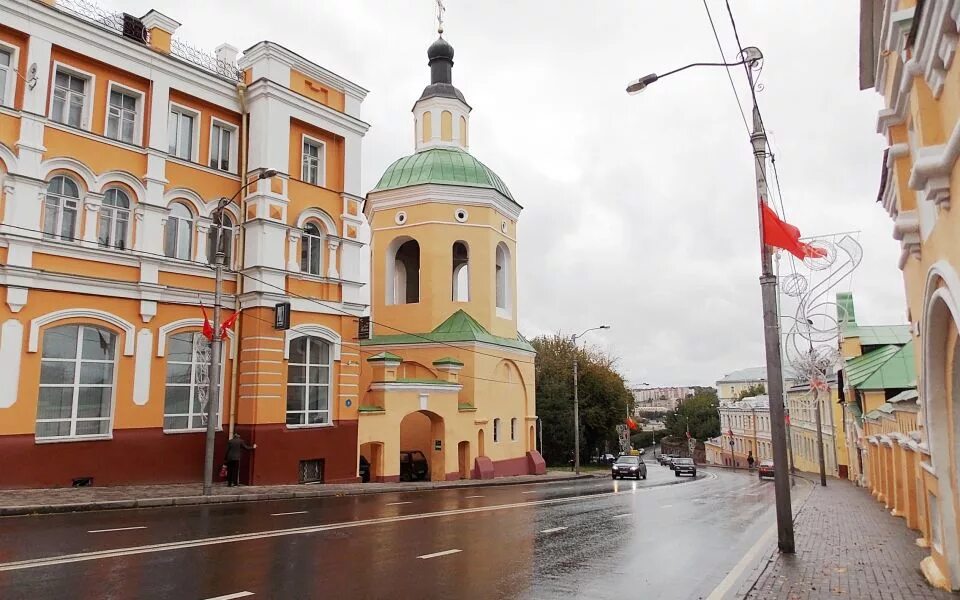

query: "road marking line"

left=521, top=491, right=538, bottom=494
left=558, top=487, right=574, bottom=490
left=417, top=549, right=462, bottom=559
left=385, top=501, right=412, bottom=506
left=540, top=527, right=567, bottom=534
left=270, top=511, right=307, bottom=516
left=704, top=522, right=776, bottom=600
left=87, top=526, right=147, bottom=534
left=204, top=593, right=254, bottom=600
left=0, top=475, right=714, bottom=573
left=612, top=513, right=631, bottom=518
left=464, top=495, right=484, bottom=499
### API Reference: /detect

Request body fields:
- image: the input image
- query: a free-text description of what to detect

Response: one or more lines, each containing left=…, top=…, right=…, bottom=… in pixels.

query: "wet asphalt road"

left=0, top=463, right=781, bottom=600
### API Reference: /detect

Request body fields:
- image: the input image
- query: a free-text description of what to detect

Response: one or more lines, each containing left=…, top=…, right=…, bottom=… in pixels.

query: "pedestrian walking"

left=747, top=451, right=755, bottom=471
left=224, top=433, right=256, bottom=487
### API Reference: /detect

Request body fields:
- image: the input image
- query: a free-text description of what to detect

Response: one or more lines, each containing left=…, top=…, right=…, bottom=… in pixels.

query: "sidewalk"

left=739, top=479, right=955, bottom=599
left=0, top=470, right=594, bottom=517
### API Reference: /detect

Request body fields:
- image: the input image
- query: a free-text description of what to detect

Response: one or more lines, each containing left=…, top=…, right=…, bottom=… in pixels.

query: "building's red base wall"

left=474, top=456, right=495, bottom=479
left=0, top=428, right=230, bottom=489
left=492, top=455, right=530, bottom=477
left=238, top=420, right=359, bottom=486
left=527, top=450, right=546, bottom=475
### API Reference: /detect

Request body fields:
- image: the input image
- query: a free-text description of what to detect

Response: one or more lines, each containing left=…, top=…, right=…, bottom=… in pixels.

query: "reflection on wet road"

left=0, top=464, right=785, bottom=599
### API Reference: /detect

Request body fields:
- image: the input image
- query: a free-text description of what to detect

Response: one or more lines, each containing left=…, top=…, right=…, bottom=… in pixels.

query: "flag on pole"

left=626, top=417, right=638, bottom=431
left=219, top=312, right=240, bottom=336
left=200, top=306, right=214, bottom=341
left=761, top=202, right=827, bottom=260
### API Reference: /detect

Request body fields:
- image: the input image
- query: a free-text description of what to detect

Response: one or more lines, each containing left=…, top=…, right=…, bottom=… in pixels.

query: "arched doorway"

left=400, top=410, right=446, bottom=482
left=458, top=441, right=470, bottom=479
left=477, top=428, right=485, bottom=457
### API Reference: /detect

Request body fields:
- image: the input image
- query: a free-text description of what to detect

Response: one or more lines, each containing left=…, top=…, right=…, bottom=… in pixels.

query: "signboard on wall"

left=274, top=302, right=291, bottom=330
left=434, top=440, right=442, bottom=451
left=358, top=316, right=371, bottom=340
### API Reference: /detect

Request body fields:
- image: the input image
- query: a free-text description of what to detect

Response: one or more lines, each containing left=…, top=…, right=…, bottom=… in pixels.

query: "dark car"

left=758, top=459, right=775, bottom=479
left=359, top=455, right=370, bottom=483
left=611, top=455, right=647, bottom=480
left=400, top=450, right=428, bottom=481
left=657, top=454, right=671, bottom=466
left=598, top=453, right=617, bottom=465
left=667, top=454, right=681, bottom=470
left=673, top=457, right=697, bottom=477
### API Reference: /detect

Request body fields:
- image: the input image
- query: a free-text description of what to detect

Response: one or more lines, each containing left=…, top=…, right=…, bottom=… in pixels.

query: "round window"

left=455, top=208, right=468, bottom=222
left=395, top=211, right=407, bottom=225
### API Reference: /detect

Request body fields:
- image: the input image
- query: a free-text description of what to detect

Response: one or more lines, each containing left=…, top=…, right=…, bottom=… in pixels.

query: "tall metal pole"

left=752, top=101, right=795, bottom=553
left=202, top=218, right=225, bottom=496
left=572, top=337, right=580, bottom=475
left=814, top=388, right=827, bottom=486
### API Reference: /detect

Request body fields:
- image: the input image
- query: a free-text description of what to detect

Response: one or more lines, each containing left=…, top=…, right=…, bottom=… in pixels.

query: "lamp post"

left=202, top=168, right=278, bottom=496
left=627, top=46, right=795, bottom=553
left=571, top=325, right=611, bottom=475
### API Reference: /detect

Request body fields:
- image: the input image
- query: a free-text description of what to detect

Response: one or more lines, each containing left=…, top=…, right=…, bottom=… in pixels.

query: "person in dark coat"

left=747, top=451, right=755, bottom=471
left=224, top=433, right=256, bottom=487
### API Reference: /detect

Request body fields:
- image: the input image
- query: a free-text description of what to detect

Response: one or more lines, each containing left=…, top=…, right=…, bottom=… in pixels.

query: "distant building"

left=786, top=376, right=841, bottom=479
left=707, top=394, right=772, bottom=467
left=630, top=385, right=693, bottom=416
left=716, top=366, right=798, bottom=402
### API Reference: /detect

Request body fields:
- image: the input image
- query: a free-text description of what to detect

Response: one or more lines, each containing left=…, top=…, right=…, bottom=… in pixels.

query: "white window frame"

left=286, top=335, right=333, bottom=428
left=162, top=331, right=224, bottom=433
left=164, top=202, right=194, bottom=260
left=36, top=324, right=117, bottom=441
left=43, top=175, right=81, bottom=242
left=301, top=134, right=326, bottom=187
left=168, top=101, right=201, bottom=162
left=0, top=41, right=20, bottom=109
left=103, top=81, right=144, bottom=145
left=48, top=62, right=96, bottom=131
left=98, top=187, right=132, bottom=250
left=300, top=222, right=324, bottom=275
left=208, top=118, right=238, bottom=173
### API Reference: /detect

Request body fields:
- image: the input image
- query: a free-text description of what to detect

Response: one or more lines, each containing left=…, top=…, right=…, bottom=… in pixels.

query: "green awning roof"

left=372, top=147, right=517, bottom=204
left=845, top=340, right=915, bottom=390
left=362, top=309, right=535, bottom=353
left=842, top=324, right=911, bottom=346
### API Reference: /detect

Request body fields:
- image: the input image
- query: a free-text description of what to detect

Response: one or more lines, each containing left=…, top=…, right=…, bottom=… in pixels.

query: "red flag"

left=200, top=306, right=214, bottom=341
left=686, top=430, right=691, bottom=439
left=219, top=312, right=240, bottom=336
left=626, top=417, right=638, bottom=431
left=761, top=202, right=827, bottom=260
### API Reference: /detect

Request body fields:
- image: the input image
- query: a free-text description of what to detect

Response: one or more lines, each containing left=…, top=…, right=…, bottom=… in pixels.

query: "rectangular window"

left=210, top=123, right=232, bottom=171
left=106, top=89, right=138, bottom=144
left=0, top=49, right=10, bottom=106
left=301, top=139, right=324, bottom=186
left=493, top=418, right=500, bottom=443
left=168, top=107, right=195, bottom=160
left=286, top=336, right=331, bottom=426
left=51, top=70, right=87, bottom=128
left=510, top=418, right=517, bottom=441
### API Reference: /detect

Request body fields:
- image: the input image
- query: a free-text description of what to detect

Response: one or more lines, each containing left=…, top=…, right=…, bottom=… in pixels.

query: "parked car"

left=611, top=455, right=647, bottom=480
left=657, top=454, right=671, bottom=466
left=672, top=457, right=697, bottom=477
left=598, top=453, right=617, bottom=465
left=400, top=450, right=428, bottom=481
left=667, top=455, right=682, bottom=470
left=359, top=455, right=371, bottom=483
left=758, top=459, right=775, bottom=480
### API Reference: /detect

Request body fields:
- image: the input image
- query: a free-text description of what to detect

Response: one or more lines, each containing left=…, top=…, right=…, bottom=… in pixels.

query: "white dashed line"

left=521, top=491, right=538, bottom=494
left=204, top=592, right=254, bottom=600
left=270, top=511, right=307, bottom=516
left=87, top=526, right=147, bottom=534
left=417, top=549, right=462, bottom=559
left=540, top=527, right=568, bottom=534
left=464, top=495, right=484, bottom=499
left=386, top=501, right=413, bottom=506
left=660, top=504, right=673, bottom=508
left=612, top=513, right=631, bottom=518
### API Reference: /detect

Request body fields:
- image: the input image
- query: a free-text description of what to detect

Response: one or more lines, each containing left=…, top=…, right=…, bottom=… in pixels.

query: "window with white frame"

left=36, top=324, right=116, bottom=439
left=493, top=418, right=501, bottom=443
left=99, top=188, right=131, bottom=250
left=301, top=138, right=325, bottom=185
left=210, top=122, right=233, bottom=171
left=0, top=48, right=11, bottom=107
left=43, top=176, right=80, bottom=241
left=163, top=331, right=217, bottom=431
left=300, top=222, right=323, bottom=275
left=286, top=336, right=331, bottom=426
left=168, top=106, right=196, bottom=160
left=207, top=212, right=234, bottom=265
left=164, top=203, right=193, bottom=260
left=51, top=69, right=88, bottom=129
left=510, top=417, right=517, bottom=441
left=106, top=88, right=138, bottom=144
left=495, top=243, right=510, bottom=312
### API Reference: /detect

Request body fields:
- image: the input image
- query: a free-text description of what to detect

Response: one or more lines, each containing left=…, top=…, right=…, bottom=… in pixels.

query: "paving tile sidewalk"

left=0, top=470, right=593, bottom=516
left=741, top=479, right=956, bottom=599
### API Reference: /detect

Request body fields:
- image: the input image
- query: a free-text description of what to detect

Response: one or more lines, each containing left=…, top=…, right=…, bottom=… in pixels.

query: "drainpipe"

left=228, top=80, right=249, bottom=437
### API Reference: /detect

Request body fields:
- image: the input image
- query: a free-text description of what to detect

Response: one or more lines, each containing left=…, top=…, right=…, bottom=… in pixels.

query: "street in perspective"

left=1, top=0, right=960, bottom=599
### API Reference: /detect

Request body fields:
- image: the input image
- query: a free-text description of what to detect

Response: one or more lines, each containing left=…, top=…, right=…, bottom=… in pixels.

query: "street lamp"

left=571, top=325, right=611, bottom=475
left=202, top=168, right=279, bottom=496
left=627, top=46, right=796, bottom=554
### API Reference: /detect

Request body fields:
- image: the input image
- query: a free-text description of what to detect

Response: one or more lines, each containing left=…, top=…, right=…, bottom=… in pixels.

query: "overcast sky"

left=109, top=0, right=903, bottom=386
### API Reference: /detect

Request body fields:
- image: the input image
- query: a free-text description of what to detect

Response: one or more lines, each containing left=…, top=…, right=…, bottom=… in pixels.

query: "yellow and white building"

left=859, top=0, right=960, bottom=588
left=0, top=0, right=371, bottom=487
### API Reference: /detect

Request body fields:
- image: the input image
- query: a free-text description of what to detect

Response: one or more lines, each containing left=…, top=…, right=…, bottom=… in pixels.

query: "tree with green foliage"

left=531, top=334, right=633, bottom=467
left=737, top=383, right=766, bottom=400
left=664, top=387, right=720, bottom=440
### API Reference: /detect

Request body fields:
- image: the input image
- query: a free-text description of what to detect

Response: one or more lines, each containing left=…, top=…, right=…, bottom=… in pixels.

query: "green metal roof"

left=845, top=340, right=916, bottom=390
left=361, top=309, right=535, bottom=353
left=843, top=324, right=912, bottom=346
left=372, top=147, right=517, bottom=204
left=367, top=351, right=402, bottom=363
left=433, top=356, right=465, bottom=366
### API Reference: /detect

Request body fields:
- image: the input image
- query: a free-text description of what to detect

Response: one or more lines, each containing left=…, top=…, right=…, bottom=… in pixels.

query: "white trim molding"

left=893, top=209, right=921, bottom=269
left=369, top=382, right=462, bottom=394
left=284, top=324, right=342, bottom=361
left=29, top=308, right=136, bottom=355
left=156, top=318, right=236, bottom=360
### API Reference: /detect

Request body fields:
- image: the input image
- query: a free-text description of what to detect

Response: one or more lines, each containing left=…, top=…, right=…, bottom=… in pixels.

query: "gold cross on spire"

left=436, top=0, right=446, bottom=35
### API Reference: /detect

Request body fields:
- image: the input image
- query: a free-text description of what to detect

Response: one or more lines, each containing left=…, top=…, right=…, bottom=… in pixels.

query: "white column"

left=0, top=319, right=24, bottom=408
left=147, top=80, right=171, bottom=153
left=82, top=193, right=102, bottom=244
left=326, top=239, right=340, bottom=279
left=21, top=37, right=51, bottom=116
left=287, top=229, right=301, bottom=272
left=137, top=204, right=168, bottom=257
left=195, top=219, right=211, bottom=263
left=343, top=134, right=363, bottom=197
left=133, top=329, right=153, bottom=406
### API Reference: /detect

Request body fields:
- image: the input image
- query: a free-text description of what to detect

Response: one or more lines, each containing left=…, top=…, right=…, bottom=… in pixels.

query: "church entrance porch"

left=399, top=410, right=446, bottom=482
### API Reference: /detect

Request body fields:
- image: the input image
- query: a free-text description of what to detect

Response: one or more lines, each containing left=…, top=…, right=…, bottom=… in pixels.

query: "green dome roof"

left=372, top=147, right=515, bottom=203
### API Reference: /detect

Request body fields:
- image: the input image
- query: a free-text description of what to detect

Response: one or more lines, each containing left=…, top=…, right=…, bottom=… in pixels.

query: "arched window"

left=99, top=188, right=131, bottom=250
left=493, top=417, right=501, bottom=443
left=163, top=331, right=215, bottom=431
left=452, top=241, right=469, bottom=302
left=164, top=203, right=193, bottom=260
left=393, top=239, right=420, bottom=304
left=43, top=176, right=80, bottom=241
left=287, top=336, right=331, bottom=425
left=301, top=222, right=323, bottom=275
left=440, top=110, right=453, bottom=141
left=208, top=212, right=234, bottom=266
left=495, top=242, right=510, bottom=313
left=459, top=115, right=467, bottom=146
left=36, top=324, right=116, bottom=439
left=422, top=111, right=433, bottom=143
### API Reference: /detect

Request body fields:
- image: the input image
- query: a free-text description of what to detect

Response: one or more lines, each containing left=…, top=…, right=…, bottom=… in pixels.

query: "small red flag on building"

left=219, top=312, right=240, bottom=336
left=761, top=202, right=827, bottom=260
left=200, top=306, right=214, bottom=341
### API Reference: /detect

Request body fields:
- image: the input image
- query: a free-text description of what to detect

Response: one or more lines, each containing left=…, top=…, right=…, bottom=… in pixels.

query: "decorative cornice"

left=893, top=209, right=921, bottom=269
left=239, top=41, right=369, bottom=100
left=365, top=183, right=522, bottom=221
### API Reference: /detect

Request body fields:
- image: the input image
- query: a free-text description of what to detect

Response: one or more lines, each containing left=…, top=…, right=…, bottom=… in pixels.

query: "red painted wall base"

left=236, top=420, right=359, bottom=486
left=526, top=450, right=547, bottom=475
left=474, top=456, right=495, bottom=479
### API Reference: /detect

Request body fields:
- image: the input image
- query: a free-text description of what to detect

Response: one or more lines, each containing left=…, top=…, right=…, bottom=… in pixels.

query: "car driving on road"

left=672, top=457, right=697, bottom=477
left=611, top=455, right=647, bottom=480
left=758, top=459, right=775, bottom=480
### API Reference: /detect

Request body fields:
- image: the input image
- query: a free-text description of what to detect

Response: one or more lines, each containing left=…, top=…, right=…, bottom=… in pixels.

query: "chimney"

left=215, top=44, right=239, bottom=66
left=140, top=10, right=181, bottom=54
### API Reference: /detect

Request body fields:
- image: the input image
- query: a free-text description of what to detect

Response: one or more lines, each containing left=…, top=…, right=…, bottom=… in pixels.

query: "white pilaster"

left=326, top=238, right=340, bottom=278
left=195, top=219, right=211, bottom=263
left=137, top=204, right=167, bottom=257
left=0, top=319, right=23, bottom=408
left=21, top=36, right=52, bottom=116
left=147, top=80, right=171, bottom=153
left=343, top=134, right=362, bottom=197
left=133, top=329, right=153, bottom=406
left=287, top=229, right=301, bottom=272
left=82, top=193, right=102, bottom=244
